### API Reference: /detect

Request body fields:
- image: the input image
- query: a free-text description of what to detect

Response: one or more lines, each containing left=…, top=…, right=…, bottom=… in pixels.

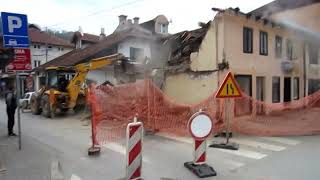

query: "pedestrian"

left=5, top=86, right=17, bottom=136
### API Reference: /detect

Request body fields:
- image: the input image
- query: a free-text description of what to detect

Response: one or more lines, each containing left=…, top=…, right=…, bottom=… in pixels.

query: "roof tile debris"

left=164, top=21, right=211, bottom=72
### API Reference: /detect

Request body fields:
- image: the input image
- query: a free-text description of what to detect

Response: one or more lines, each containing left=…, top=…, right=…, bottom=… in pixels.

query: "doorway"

left=284, top=77, right=291, bottom=102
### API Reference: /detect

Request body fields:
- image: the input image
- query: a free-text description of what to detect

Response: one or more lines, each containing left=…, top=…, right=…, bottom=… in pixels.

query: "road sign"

left=6, top=49, right=31, bottom=71
left=185, top=110, right=216, bottom=178
left=215, top=72, right=242, bottom=98
left=1, top=12, right=29, bottom=48
left=188, top=112, right=213, bottom=140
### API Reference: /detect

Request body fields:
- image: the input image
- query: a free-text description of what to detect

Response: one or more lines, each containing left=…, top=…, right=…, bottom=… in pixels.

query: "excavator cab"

left=46, top=68, right=75, bottom=92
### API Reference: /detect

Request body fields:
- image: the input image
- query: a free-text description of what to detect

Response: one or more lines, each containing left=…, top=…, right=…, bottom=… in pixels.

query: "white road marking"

left=156, top=133, right=193, bottom=144
left=102, top=143, right=152, bottom=164
left=259, top=137, right=301, bottom=145
left=224, top=159, right=245, bottom=170
left=70, top=174, right=81, bottom=180
left=232, top=138, right=286, bottom=151
left=103, top=142, right=126, bottom=155
left=215, top=148, right=267, bottom=160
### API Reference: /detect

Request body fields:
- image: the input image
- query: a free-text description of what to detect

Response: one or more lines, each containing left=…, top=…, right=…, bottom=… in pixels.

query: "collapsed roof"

left=163, top=21, right=211, bottom=73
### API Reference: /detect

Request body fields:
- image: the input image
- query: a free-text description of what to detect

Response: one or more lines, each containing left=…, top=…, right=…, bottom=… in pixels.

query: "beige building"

left=164, top=0, right=320, bottom=105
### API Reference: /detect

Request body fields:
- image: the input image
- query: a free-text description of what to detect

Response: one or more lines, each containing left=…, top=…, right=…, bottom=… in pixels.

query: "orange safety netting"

left=88, top=79, right=320, bottom=145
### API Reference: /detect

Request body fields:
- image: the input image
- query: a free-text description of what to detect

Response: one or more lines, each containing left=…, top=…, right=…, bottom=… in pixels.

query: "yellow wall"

left=190, top=22, right=217, bottom=71
left=164, top=73, right=218, bottom=104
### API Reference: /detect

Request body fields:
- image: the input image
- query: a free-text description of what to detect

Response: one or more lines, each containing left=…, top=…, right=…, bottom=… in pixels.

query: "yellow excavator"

left=30, top=54, right=125, bottom=118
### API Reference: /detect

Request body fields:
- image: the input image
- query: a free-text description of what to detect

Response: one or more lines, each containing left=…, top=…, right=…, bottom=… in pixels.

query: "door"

left=235, top=75, right=252, bottom=116
left=256, top=77, right=265, bottom=114
left=284, top=77, right=291, bottom=102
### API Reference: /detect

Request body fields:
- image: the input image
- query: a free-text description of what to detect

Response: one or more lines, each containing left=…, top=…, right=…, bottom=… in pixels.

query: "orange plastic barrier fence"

left=88, top=80, right=320, bottom=144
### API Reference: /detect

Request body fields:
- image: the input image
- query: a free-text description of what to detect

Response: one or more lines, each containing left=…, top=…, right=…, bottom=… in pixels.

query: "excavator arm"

left=67, top=53, right=125, bottom=108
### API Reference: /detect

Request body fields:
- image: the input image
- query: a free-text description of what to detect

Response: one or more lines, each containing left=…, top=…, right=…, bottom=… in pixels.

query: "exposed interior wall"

left=117, top=38, right=151, bottom=62
left=164, top=72, right=218, bottom=104
left=190, top=22, right=217, bottom=71
left=87, top=66, right=116, bottom=85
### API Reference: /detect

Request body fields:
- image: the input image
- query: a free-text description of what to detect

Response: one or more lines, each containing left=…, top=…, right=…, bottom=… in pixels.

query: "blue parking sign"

left=1, top=12, right=29, bottom=48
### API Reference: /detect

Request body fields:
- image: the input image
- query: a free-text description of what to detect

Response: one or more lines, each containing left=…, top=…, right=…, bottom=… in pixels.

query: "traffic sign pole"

left=16, top=73, right=22, bottom=150
left=210, top=72, right=240, bottom=150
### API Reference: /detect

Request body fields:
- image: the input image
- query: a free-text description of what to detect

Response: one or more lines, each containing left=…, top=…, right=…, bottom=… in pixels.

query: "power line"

left=47, top=0, right=144, bottom=28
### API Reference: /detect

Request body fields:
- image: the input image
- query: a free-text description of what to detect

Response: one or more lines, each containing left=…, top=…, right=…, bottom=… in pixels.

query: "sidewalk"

left=0, top=126, right=62, bottom=180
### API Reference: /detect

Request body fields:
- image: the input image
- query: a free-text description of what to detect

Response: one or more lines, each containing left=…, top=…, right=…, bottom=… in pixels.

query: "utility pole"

left=45, top=27, right=48, bottom=63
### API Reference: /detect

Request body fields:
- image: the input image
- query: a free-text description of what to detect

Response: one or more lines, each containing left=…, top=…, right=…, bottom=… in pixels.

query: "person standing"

left=6, top=86, right=17, bottom=136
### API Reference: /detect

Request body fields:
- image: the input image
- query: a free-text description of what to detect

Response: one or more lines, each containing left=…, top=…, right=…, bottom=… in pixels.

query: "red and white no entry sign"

left=188, top=112, right=213, bottom=140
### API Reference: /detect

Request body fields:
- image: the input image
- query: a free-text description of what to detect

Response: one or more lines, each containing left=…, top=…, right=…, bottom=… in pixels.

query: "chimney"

left=128, top=19, right=133, bottom=24
left=99, top=27, right=106, bottom=41
left=78, top=26, right=83, bottom=36
left=133, top=17, right=139, bottom=24
left=118, top=15, right=127, bottom=25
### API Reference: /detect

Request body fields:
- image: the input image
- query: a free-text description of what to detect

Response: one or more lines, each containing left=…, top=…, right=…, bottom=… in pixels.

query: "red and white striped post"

left=194, top=139, right=207, bottom=164
left=126, top=116, right=143, bottom=180
left=184, top=110, right=217, bottom=178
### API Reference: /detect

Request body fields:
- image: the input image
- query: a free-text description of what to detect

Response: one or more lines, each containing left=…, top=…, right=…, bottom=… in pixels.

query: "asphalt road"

left=0, top=102, right=320, bottom=180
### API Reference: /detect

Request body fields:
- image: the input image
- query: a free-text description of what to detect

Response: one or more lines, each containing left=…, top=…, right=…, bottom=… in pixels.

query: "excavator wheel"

left=41, top=95, right=52, bottom=118
left=30, top=94, right=41, bottom=115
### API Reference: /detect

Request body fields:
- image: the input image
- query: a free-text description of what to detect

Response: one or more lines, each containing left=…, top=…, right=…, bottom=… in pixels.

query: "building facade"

left=164, top=1, right=320, bottom=104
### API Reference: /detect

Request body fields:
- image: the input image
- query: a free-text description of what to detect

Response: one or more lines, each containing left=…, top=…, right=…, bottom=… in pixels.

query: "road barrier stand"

left=184, top=110, right=217, bottom=178
left=88, top=85, right=101, bottom=156
left=126, top=116, right=143, bottom=180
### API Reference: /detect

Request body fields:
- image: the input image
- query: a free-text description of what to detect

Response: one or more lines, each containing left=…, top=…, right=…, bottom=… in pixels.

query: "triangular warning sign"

left=215, top=72, right=243, bottom=98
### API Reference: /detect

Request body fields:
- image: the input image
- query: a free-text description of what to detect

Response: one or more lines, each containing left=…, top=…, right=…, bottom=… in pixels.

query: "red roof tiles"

left=29, top=27, right=74, bottom=48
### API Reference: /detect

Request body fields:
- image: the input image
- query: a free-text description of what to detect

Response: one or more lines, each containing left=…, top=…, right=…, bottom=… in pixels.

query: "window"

left=272, top=77, right=280, bottom=103
left=293, top=77, right=299, bottom=100
left=243, top=27, right=253, bottom=53
left=33, top=60, right=41, bottom=68
left=48, top=45, right=52, bottom=49
left=33, top=44, right=40, bottom=49
left=308, top=79, right=320, bottom=95
left=260, top=31, right=268, bottom=55
left=256, top=77, right=265, bottom=101
left=160, top=24, right=168, bottom=34
left=286, top=39, right=293, bottom=60
left=309, top=45, right=319, bottom=64
left=275, top=35, right=282, bottom=58
left=130, top=47, right=144, bottom=61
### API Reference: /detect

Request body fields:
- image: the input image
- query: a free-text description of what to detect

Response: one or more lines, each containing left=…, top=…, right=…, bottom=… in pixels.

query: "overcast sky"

left=1, top=0, right=274, bottom=35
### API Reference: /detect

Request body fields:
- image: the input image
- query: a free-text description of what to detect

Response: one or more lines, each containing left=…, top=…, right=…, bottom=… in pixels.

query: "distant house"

left=71, top=27, right=103, bottom=49
left=36, top=14, right=170, bottom=87
left=163, top=0, right=320, bottom=105
left=0, top=24, right=74, bottom=92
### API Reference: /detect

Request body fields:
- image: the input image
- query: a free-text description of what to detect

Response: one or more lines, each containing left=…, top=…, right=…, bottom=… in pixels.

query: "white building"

left=29, top=25, right=74, bottom=69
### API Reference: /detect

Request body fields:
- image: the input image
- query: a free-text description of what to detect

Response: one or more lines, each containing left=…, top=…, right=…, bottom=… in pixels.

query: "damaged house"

left=34, top=15, right=170, bottom=89
left=163, top=0, right=320, bottom=105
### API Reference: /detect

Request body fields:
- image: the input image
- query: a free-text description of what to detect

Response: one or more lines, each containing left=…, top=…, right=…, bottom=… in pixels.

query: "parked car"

left=19, top=92, right=35, bottom=111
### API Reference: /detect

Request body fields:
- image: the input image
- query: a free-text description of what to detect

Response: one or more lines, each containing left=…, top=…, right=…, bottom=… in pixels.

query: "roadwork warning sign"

left=215, top=72, right=242, bottom=98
